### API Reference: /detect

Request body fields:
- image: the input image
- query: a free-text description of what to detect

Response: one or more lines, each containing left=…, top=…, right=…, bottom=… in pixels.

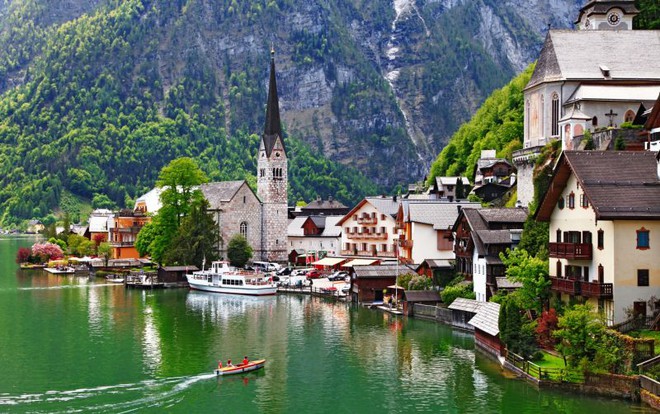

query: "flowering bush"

left=16, top=247, right=32, bottom=264
left=31, top=242, right=64, bottom=262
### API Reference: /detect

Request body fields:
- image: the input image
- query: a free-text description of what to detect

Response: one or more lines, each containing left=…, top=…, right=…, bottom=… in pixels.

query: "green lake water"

left=0, top=235, right=653, bottom=413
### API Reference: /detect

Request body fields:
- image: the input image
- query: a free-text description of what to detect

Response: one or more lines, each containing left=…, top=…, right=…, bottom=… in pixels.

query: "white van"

left=252, top=261, right=281, bottom=272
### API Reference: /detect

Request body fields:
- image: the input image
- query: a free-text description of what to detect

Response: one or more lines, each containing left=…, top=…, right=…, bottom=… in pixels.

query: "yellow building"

left=536, top=151, right=660, bottom=325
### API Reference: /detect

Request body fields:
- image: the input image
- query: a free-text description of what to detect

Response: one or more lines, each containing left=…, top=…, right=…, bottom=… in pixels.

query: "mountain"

left=0, top=0, right=583, bottom=225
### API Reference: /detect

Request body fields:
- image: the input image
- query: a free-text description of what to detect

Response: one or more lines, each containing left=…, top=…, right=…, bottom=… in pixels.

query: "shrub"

left=441, top=283, right=475, bottom=304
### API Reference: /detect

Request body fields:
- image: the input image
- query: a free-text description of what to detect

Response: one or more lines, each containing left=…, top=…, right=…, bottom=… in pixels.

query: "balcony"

left=340, top=249, right=357, bottom=256
left=356, top=250, right=377, bottom=257
left=549, top=243, right=592, bottom=260
left=357, top=216, right=377, bottom=224
left=377, top=251, right=396, bottom=258
left=550, top=277, right=581, bottom=295
left=580, top=281, right=613, bottom=299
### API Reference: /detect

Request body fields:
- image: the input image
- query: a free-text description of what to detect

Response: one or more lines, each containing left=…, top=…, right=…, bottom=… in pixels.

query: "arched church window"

left=551, top=93, right=559, bottom=136
left=240, top=222, right=248, bottom=238
left=592, top=116, right=598, bottom=127
left=624, top=110, right=635, bottom=123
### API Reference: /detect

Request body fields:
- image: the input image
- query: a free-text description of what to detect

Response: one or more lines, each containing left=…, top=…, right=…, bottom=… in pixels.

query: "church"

left=514, top=0, right=660, bottom=206
left=135, top=50, right=288, bottom=263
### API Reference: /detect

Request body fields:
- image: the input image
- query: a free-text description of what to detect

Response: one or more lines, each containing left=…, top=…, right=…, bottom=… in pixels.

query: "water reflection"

left=185, top=291, right=277, bottom=322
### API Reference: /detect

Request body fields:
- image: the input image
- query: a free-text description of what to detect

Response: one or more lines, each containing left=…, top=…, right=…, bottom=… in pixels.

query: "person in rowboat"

left=227, top=359, right=234, bottom=367
left=218, top=360, right=222, bottom=370
left=242, top=356, right=249, bottom=366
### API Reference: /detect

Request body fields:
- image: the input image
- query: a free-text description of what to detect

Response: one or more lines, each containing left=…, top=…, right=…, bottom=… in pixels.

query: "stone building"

left=134, top=51, right=288, bottom=263
left=513, top=0, right=660, bottom=207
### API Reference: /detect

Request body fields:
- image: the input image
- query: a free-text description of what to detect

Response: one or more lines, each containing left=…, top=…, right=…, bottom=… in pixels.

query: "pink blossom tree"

left=31, top=242, right=64, bottom=262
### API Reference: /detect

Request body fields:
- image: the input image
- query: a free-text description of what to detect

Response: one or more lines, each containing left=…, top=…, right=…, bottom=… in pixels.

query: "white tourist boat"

left=186, top=261, right=277, bottom=296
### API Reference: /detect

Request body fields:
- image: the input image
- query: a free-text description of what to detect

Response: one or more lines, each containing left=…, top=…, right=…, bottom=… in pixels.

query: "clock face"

left=607, top=11, right=621, bottom=26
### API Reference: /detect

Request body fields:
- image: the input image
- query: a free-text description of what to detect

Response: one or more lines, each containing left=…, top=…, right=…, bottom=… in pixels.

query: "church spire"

left=263, top=47, right=284, bottom=157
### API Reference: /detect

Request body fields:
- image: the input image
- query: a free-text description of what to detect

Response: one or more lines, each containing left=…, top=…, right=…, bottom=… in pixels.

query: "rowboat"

left=214, top=359, right=266, bottom=376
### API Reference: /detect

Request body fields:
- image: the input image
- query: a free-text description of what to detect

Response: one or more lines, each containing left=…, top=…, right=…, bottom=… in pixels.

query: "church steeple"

left=575, top=1, right=639, bottom=31
left=263, top=47, right=285, bottom=157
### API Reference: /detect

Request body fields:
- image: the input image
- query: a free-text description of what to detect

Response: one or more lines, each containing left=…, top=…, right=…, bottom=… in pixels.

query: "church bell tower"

left=257, top=48, right=288, bottom=262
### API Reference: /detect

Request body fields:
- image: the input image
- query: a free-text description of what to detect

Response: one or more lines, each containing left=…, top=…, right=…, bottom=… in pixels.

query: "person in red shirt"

left=243, top=356, right=249, bottom=366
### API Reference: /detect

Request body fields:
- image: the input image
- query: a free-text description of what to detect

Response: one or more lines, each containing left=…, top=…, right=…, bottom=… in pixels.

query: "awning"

left=343, top=259, right=379, bottom=267
left=387, top=285, right=405, bottom=290
left=311, top=257, right=346, bottom=266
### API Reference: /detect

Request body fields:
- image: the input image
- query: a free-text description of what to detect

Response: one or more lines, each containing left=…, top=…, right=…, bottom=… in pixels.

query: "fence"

left=641, top=375, right=660, bottom=397
left=505, top=351, right=583, bottom=383
left=612, top=316, right=653, bottom=334
left=638, top=354, right=660, bottom=374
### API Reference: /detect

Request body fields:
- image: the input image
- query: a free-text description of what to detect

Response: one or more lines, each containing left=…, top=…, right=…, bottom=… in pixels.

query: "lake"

left=0, top=235, right=652, bottom=413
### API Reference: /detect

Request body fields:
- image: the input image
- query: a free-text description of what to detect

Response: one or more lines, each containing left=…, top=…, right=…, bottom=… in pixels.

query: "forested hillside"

left=0, top=0, right=377, bottom=225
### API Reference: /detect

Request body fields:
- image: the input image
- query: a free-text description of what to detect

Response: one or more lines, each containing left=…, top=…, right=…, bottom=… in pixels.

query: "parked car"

left=305, top=269, right=322, bottom=279
left=276, top=267, right=292, bottom=276
left=292, top=268, right=313, bottom=276
left=328, top=271, right=348, bottom=281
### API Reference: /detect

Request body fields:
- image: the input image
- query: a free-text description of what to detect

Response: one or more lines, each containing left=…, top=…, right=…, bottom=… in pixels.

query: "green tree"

left=554, top=304, right=607, bottom=369
left=441, top=283, right=475, bottom=304
left=156, top=157, right=208, bottom=227
left=227, top=234, right=253, bottom=268
left=163, top=198, right=220, bottom=268
left=498, top=294, right=538, bottom=359
left=500, top=248, right=550, bottom=315
left=97, top=242, right=112, bottom=267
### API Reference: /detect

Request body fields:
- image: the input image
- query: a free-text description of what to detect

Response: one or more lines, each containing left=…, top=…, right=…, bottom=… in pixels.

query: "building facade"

left=536, top=151, right=660, bottom=325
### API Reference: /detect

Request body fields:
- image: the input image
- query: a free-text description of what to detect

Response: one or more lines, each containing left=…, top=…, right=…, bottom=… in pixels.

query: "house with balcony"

left=337, top=196, right=400, bottom=260
left=452, top=207, right=528, bottom=301
left=536, top=150, right=660, bottom=325
left=396, top=200, right=480, bottom=265
left=109, top=209, right=150, bottom=259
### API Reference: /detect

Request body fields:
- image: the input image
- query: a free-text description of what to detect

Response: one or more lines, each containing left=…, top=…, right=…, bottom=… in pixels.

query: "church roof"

left=263, top=51, right=285, bottom=157
left=559, top=105, right=593, bottom=122
left=527, top=30, right=660, bottom=90
left=200, top=181, right=250, bottom=209
left=576, top=1, right=639, bottom=24
left=566, top=85, right=660, bottom=104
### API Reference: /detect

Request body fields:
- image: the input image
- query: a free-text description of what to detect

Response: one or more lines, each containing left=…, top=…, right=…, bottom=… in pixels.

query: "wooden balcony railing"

left=549, top=243, right=592, bottom=260
left=580, top=281, right=613, bottom=299
left=377, top=251, right=396, bottom=258
left=357, top=216, right=377, bottom=224
left=550, top=276, right=581, bottom=295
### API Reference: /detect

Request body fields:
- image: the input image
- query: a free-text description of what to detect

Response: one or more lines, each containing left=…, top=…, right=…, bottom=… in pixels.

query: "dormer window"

left=568, top=192, right=575, bottom=209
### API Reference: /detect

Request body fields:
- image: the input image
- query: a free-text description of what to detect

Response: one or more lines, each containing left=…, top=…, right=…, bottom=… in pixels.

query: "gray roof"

left=495, top=277, right=522, bottom=289
left=527, top=30, right=660, bottom=89
left=201, top=181, right=249, bottom=209
left=404, top=290, right=441, bottom=302
left=475, top=229, right=515, bottom=245
left=354, top=264, right=418, bottom=279
left=303, top=198, right=348, bottom=210
left=408, top=202, right=480, bottom=229
left=479, top=208, right=528, bottom=224
left=365, top=196, right=400, bottom=216
left=161, top=266, right=199, bottom=272
left=468, top=302, right=501, bottom=337
left=287, top=216, right=307, bottom=237
left=459, top=208, right=528, bottom=256
left=420, top=259, right=453, bottom=268
left=448, top=297, right=484, bottom=313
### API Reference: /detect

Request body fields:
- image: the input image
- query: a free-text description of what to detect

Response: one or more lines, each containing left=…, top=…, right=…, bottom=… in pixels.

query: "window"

left=558, top=197, right=565, bottom=210
left=598, top=264, right=604, bottom=283
left=568, top=192, right=575, bottom=209
left=624, top=110, right=635, bottom=123
left=582, top=231, right=592, bottom=245
left=551, top=93, right=560, bottom=136
left=597, top=230, right=604, bottom=250
left=556, top=260, right=562, bottom=277
left=583, top=266, right=589, bottom=282
left=556, top=229, right=562, bottom=242
left=638, top=269, right=649, bottom=287
left=240, top=222, right=248, bottom=238
left=592, top=116, right=598, bottom=127
left=580, top=194, right=589, bottom=208
left=637, top=228, right=650, bottom=250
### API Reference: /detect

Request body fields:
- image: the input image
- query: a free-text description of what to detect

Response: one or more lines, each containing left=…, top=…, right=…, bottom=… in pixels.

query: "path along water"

left=0, top=235, right=652, bottom=413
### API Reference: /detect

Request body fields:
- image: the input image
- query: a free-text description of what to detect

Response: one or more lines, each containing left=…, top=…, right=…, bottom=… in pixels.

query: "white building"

left=536, top=151, right=660, bottom=325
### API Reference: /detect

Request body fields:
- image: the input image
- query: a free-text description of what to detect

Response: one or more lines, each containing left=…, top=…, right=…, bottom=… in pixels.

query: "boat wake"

left=0, top=373, right=217, bottom=413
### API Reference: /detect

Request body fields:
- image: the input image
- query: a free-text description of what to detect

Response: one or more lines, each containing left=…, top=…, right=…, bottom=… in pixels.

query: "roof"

left=495, top=277, right=523, bottom=289
left=448, top=297, right=484, bottom=313
left=559, top=105, right=593, bottom=122
left=302, top=198, right=348, bottom=210
left=135, top=187, right=163, bottom=213
left=436, top=176, right=471, bottom=187
left=566, top=85, right=660, bottom=104
left=287, top=216, right=307, bottom=237
left=468, top=302, right=501, bottom=336
left=404, top=290, right=441, bottom=302
left=311, top=257, right=347, bottom=266
left=263, top=51, right=284, bottom=157
left=161, top=266, right=199, bottom=272
left=407, top=202, right=480, bottom=229
left=353, top=264, right=396, bottom=277
left=337, top=196, right=400, bottom=226
left=200, top=181, right=250, bottom=209
left=288, top=215, right=343, bottom=238
left=479, top=208, right=528, bottom=224
left=419, top=259, right=453, bottom=268
left=344, top=259, right=381, bottom=268
left=527, top=30, right=660, bottom=90
left=536, top=151, right=660, bottom=221
left=576, top=0, right=639, bottom=24
left=475, top=229, right=515, bottom=245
